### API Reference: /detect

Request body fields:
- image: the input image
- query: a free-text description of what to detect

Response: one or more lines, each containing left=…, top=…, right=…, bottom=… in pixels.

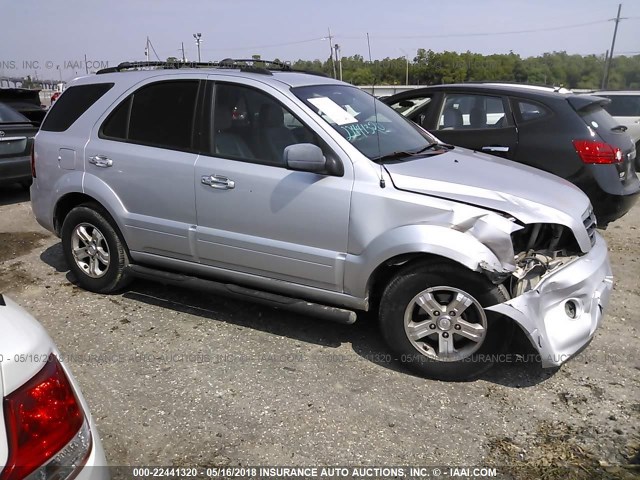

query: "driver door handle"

left=202, top=174, right=235, bottom=190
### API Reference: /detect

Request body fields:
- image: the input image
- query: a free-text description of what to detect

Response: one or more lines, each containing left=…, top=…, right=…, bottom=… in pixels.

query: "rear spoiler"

left=0, top=88, right=41, bottom=107
left=567, top=95, right=611, bottom=112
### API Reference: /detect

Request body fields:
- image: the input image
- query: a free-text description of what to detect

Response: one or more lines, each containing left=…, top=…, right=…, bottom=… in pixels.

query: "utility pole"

left=327, top=28, right=336, bottom=79
left=399, top=48, right=409, bottom=85
left=181, top=42, right=186, bottom=62
left=334, top=44, right=342, bottom=81
left=84, top=54, right=89, bottom=74
left=405, top=55, right=409, bottom=85
left=193, top=33, right=202, bottom=62
left=602, top=3, right=626, bottom=89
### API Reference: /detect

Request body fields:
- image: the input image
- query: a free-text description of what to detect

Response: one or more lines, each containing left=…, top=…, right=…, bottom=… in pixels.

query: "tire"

left=379, top=260, right=512, bottom=381
left=61, top=204, right=132, bottom=293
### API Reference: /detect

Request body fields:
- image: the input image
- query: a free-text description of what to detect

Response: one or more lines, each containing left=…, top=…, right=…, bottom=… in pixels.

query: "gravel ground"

left=0, top=183, right=638, bottom=479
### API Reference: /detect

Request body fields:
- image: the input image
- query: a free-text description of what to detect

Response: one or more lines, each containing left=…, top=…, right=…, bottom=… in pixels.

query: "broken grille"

left=582, top=208, right=597, bottom=246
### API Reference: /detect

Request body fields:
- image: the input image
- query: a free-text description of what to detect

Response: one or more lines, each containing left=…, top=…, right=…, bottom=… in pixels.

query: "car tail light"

left=0, top=355, right=92, bottom=480
left=573, top=139, right=623, bottom=164
left=30, top=143, right=36, bottom=178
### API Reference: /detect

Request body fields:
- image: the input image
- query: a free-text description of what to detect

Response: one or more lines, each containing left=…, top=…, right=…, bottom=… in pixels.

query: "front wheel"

left=61, top=204, right=132, bottom=293
left=379, top=261, right=512, bottom=381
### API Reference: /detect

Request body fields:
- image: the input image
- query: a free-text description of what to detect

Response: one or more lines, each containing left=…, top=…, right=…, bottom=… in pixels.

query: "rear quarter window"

left=513, top=99, right=551, bottom=123
left=41, top=83, right=114, bottom=132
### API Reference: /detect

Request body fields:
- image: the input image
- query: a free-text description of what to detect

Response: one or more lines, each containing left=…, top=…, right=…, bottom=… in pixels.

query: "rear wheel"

left=61, top=204, right=131, bottom=293
left=379, top=260, right=512, bottom=381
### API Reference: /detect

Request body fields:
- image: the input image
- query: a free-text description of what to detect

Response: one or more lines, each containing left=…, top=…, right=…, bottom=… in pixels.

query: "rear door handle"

left=481, top=146, right=510, bottom=153
left=201, top=174, right=235, bottom=190
left=88, top=155, right=113, bottom=167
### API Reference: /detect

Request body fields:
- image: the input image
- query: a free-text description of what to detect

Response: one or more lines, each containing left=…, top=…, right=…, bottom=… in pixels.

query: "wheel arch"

left=345, top=224, right=512, bottom=306
left=53, top=186, right=129, bottom=256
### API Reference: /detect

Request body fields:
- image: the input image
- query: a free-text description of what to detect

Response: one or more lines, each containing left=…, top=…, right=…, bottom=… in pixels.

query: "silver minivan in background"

left=30, top=61, right=613, bottom=381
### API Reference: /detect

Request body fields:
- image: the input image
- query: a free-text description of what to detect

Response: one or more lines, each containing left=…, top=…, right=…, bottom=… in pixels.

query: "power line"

left=337, top=19, right=617, bottom=40
left=189, top=15, right=639, bottom=57
left=200, top=37, right=324, bottom=53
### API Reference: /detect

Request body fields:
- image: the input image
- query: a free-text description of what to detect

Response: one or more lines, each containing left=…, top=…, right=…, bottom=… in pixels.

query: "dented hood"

left=385, top=147, right=591, bottom=226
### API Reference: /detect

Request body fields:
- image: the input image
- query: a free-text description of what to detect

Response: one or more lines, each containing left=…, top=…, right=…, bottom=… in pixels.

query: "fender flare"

left=344, top=224, right=512, bottom=299
left=54, top=173, right=131, bottom=245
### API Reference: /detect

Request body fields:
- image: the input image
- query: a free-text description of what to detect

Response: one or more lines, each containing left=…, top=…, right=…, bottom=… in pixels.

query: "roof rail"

left=96, top=59, right=328, bottom=77
left=464, top=80, right=570, bottom=90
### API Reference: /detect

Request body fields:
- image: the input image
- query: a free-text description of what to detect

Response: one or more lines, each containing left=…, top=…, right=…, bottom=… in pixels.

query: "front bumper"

left=487, top=232, right=613, bottom=367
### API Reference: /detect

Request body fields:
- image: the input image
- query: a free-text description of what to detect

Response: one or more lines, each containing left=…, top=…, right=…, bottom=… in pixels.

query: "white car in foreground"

left=0, top=294, right=108, bottom=480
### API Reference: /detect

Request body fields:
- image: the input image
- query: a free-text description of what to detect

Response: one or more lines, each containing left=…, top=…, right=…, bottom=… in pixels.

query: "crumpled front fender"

left=345, top=222, right=516, bottom=299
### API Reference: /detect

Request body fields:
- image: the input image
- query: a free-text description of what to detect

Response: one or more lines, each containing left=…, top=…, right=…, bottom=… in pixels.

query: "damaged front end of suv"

left=486, top=208, right=613, bottom=367
left=382, top=150, right=614, bottom=372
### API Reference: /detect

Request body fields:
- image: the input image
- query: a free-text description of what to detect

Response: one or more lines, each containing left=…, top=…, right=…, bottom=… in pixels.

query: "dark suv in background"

left=0, top=88, right=47, bottom=125
left=384, top=83, right=639, bottom=227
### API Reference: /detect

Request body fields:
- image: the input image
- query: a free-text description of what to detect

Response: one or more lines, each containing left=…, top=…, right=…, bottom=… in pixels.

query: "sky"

left=1, top=0, right=639, bottom=81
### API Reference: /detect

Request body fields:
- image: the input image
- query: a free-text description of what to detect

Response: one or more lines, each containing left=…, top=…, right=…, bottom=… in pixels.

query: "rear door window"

left=41, top=83, right=114, bottom=132
left=437, top=94, right=506, bottom=130
left=100, top=80, right=199, bottom=151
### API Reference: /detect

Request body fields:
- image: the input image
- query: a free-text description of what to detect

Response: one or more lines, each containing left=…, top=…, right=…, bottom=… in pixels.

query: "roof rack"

left=96, top=59, right=328, bottom=77
left=464, top=80, right=571, bottom=91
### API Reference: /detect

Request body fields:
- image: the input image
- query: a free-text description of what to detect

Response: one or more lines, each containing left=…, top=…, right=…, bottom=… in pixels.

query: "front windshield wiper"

left=372, top=142, right=451, bottom=163
left=414, top=142, right=454, bottom=152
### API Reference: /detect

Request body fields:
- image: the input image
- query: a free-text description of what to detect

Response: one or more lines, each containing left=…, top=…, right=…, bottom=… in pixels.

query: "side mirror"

left=284, top=143, right=326, bottom=173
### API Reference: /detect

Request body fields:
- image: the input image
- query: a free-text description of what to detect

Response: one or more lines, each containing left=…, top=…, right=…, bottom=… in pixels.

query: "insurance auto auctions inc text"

left=207, top=466, right=498, bottom=478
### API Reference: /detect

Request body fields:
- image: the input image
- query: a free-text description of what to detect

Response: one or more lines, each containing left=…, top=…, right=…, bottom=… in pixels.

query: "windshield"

left=292, top=85, right=436, bottom=161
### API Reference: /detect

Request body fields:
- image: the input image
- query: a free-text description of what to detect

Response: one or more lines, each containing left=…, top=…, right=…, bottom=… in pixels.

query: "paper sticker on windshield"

left=308, top=97, right=358, bottom=125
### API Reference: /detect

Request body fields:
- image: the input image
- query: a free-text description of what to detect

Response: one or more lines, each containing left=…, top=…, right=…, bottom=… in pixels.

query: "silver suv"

left=31, top=61, right=613, bottom=381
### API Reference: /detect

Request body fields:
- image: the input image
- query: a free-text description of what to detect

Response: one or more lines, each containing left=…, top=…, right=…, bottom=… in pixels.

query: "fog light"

left=565, top=300, right=578, bottom=319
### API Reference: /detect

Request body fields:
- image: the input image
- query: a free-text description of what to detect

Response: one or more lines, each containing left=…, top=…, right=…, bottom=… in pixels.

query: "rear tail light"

left=30, top=143, right=36, bottom=178
left=573, top=139, right=623, bottom=164
left=1, top=355, right=92, bottom=480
